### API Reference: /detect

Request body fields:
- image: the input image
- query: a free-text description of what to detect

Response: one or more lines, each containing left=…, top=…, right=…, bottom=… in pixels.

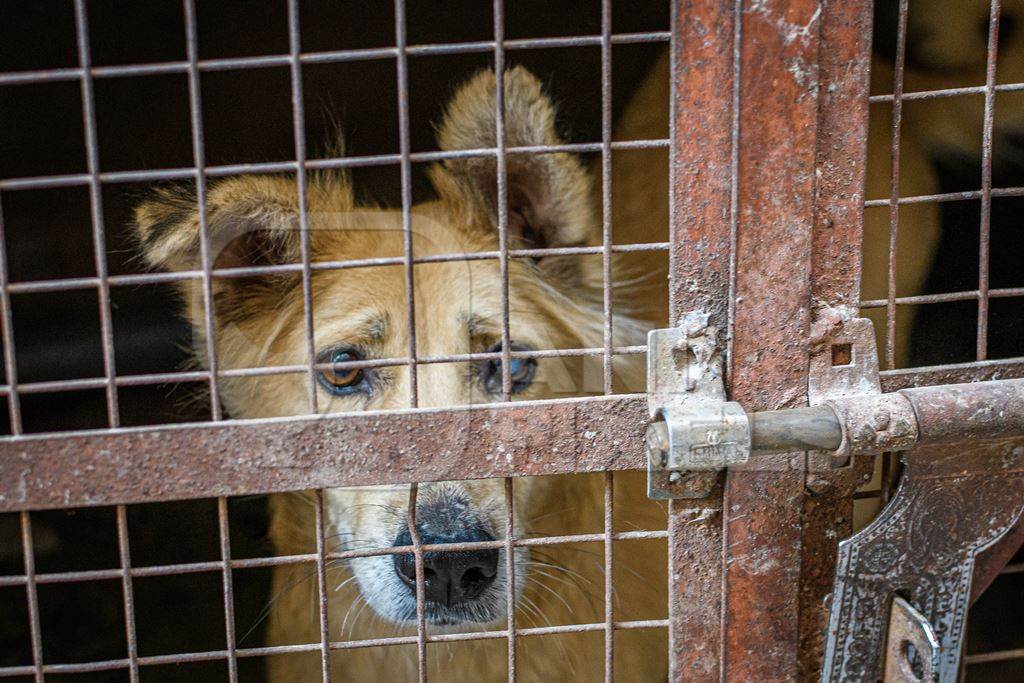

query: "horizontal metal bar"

left=0, top=394, right=650, bottom=511
left=880, top=357, right=1024, bottom=392
left=868, top=80, right=1024, bottom=104
left=748, top=379, right=1024, bottom=458
left=0, top=345, right=648, bottom=396
left=864, top=185, right=1024, bottom=207
left=964, top=648, right=1024, bottom=665
left=861, top=286, right=1024, bottom=309
left=0, top=529, right=667, bottom=588
left=4, top=242, right=670, bottom=294
left=0, top=618, right=668, bottom=677
left=0, top=138, right=669, bottom=191
left=0, top=32, right=671, bottom=86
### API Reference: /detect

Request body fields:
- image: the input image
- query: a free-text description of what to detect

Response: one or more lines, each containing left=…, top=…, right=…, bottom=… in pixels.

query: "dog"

left=134, top=67, right=669, bottom=681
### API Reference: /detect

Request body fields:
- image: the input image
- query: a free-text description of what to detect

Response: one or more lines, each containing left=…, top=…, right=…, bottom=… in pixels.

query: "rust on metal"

left=719, top=0, right=824, bottom=679
left=0, top=395, right=647, bottom=512
left=801, top=0, right=878, bottom=674
left=666, top=0, right=738, bottom=675
left=880, top=357, right=1024, bottom=392
left=901, top=379, right=1024, bottom=446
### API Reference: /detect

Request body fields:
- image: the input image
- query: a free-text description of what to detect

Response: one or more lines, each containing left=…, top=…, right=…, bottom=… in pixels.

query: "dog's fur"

left=135, top=67, right=668, bottom=680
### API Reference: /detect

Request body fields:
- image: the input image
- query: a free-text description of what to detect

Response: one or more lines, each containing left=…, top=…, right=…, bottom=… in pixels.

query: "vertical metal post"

left=802, top=0, right=874, bottom=677
left=668, top=0, right=871, bottom=678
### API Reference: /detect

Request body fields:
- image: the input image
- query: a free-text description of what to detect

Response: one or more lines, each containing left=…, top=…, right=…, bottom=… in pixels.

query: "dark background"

left=0, top=1, right=1020, bottom=680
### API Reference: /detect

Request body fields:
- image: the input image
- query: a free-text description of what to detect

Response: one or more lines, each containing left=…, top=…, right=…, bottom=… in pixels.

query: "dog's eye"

left=480, top=342, right=536, bottom=395
left=317, top=347, right=370, bottom=396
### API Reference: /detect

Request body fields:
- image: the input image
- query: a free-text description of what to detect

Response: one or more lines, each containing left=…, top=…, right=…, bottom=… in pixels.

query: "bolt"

left=647, top=421, right=670, bottom=468
left=871, top=409, right=891, bottom=431
left=684, top=318, right=706, bottom=338
left=805, top=475, right=832, bottom=496
left=891, top=418, right=912, bottom=438
left=668, top=471, right=681, bottom=484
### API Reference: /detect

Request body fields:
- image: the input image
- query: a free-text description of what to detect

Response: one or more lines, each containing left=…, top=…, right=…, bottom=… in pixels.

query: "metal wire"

left=19, top=512, right=43, bottom=682
left=0, top=33, right=672, bottom=87
left=600, top=0, right=614, bottom=396
left=314, top=490, right=332, bottom=681
left=0, top=619, right=670, bottom=677
left=216, top=497, right=240, bottom=682
left=977, top=0, right=1002, bottom=361
left=73, top=0, right=119, bottom=427
left=884, top=0, right=910, bottom=372
left=0, top=197, right=22, bottom=434
left=115, top=505, right=140, bottom=682
left=182, top=0, right=222, bottom=421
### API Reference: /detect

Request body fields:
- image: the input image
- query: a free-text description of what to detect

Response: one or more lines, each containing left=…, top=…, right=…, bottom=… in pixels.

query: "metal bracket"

left=884, top=596, right=939, bottom=683
left=808, top=315, right=917, bottom=469
left=645, top=311, right=750, bottom=499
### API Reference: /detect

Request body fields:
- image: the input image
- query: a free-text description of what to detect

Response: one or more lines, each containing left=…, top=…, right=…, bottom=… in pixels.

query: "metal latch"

left=645, top=311, right=750, bottom=499
left=646, top=312, right=1023, bottom=499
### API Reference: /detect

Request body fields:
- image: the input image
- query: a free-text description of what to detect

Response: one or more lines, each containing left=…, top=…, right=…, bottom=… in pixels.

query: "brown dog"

left=135, top=67, right=668, bottom=681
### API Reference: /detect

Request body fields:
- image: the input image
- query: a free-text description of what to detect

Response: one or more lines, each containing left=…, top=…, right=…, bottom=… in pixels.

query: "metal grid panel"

left=860, top=0, right=1024, bottom=673
left=0, top=0, right=671, bottom=679
left=1, top=0, right=1021, bottom=679
left=861, top=0, right=1024, bottom=371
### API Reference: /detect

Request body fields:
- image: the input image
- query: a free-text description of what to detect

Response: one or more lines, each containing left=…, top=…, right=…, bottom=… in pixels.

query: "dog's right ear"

left=134, top=175, right=353, bottom=324
left=136, top=176, right=312, bottom=274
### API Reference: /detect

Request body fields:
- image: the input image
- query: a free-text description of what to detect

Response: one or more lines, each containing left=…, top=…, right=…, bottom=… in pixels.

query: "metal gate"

left=0, top=0, right=1022, bottom=681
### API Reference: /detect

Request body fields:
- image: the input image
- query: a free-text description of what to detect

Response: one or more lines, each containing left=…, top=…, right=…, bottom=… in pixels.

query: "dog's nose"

left=393, top=528, right=499, bottom=607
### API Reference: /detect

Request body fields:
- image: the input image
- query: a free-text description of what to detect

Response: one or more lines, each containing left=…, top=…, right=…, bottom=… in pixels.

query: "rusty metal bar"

left=182, top=0, right=222, bottom=421
left=869, top=80, right=1024, bottom=103
left=0, top=197, right=21, bottom=435
left=719, top=0, right=822, bottom=678
left=0, top=529, right=668, bottom=589
left=115, top=505, right=140, bottom=682
left=600, top=0, right=614, bottom=396
left=406, top=483, right=428, bottom=683
left=802, top=0, right=875, bottom=668
left=314, top=490, right=331, bottom=681
left=73, top=0, right=119, bottom=428
left=978, top=0, right=1003, bottom=361
left=0, top=33, right=671, bottom=86
left=493, top=0, right=512, bottom=402
left=0, top=394, right=647, bottom=511
left=0, top=619, right=669, bottom=677
left=861, top=286, right=1024, bottom=309
left=885, top=0, right=910, bottom=371
left=0, top=344, right=647, bottom=398
left=864, top=185, right=1024, bottom=206
left=603, top=470, right=614, bottom=681
left=880, top=357, right=1024, bottom=391
left=395, top=0, right=418, bottom=409
left=0, top=140, right=670, bottom=192
left=3, top=372, right=1023, bottom=512
left=2, top=242, right=669, bottom=295
left=20, top=512, right=43, bottom=682
left=216, top=497, right=239, bottom=682
left=666, top=0, right=734, bottom=675
left=504, top=478, right=516, bottom=682
left=286, top=0, right=319, bottom=415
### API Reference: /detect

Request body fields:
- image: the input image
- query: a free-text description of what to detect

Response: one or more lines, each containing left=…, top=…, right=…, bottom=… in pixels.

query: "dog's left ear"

left=429, top=67, right=596, bottom=249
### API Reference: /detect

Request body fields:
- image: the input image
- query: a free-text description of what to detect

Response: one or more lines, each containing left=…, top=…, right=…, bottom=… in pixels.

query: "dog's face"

left=884, top=0, right=1024, bottom=160
left=134, top=68, right=646, bottom=627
